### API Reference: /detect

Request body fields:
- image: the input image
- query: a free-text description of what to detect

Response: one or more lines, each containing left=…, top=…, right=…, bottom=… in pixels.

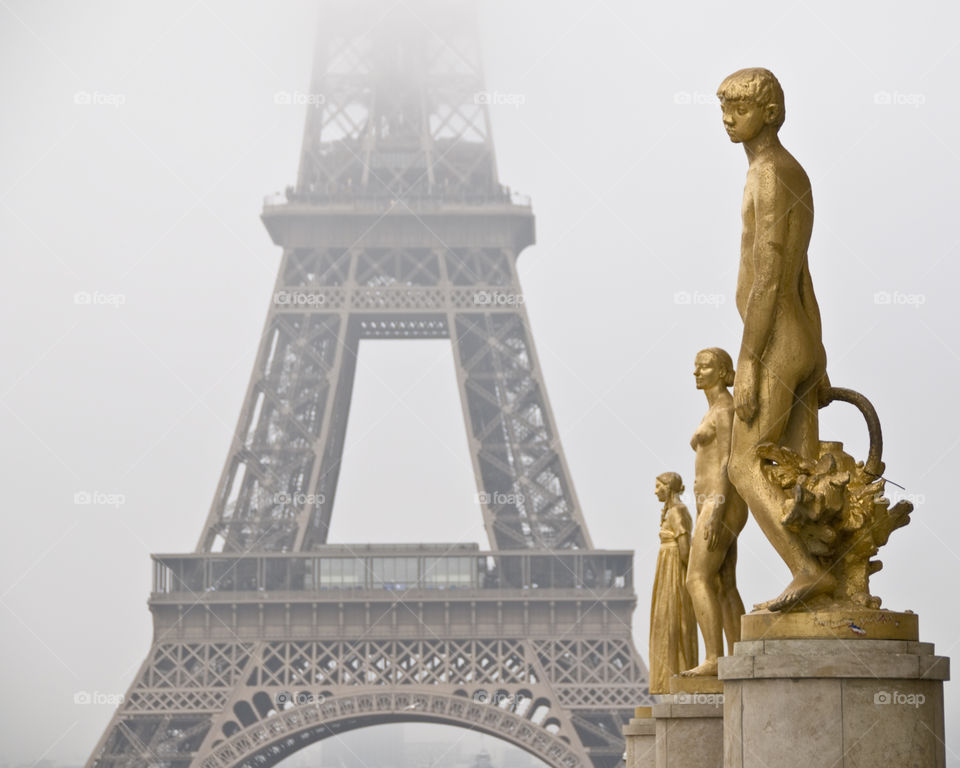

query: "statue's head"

left=717, top=68, right=785, bottom=143
left=694, top=347, right=735, bottom=391
left=655, top=472, right=684, bottom=502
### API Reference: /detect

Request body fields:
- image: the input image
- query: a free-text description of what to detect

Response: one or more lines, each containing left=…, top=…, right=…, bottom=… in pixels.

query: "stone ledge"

left=718, top=654, right=754, bottom=679
left=742, top=608, right=918, bottom=641
left=652, top=702, right=724, bottom=719
left=669, top=675, right=723, bottom=694
left=754, top=638, right=933, bottom=655
left=720, top=648, right=950, bottom=681
left=623, top=717, right=657, bottom=736
left=752, top=652, right=922, bottom=679
left=921, top=655, right=951, bottom=680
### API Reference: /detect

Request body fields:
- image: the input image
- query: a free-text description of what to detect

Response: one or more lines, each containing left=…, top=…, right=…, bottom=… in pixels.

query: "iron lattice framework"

left=86, top=2, right=652, bottom=767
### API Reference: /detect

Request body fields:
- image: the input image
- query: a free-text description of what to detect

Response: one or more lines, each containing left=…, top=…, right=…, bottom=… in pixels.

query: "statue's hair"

left=698, top=347, right=736, bottom=388
left=716, top=68, right=785, bottom=130
left=656, top=472, right=684, bottom=495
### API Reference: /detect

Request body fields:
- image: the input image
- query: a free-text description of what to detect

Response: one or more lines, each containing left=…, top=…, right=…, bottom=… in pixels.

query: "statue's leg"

left=730, top=371, right=833, bottom=610
left=728, top=378, right=797, bottom=567
left=683, top=520, right=727, bottom=676
left=718, top=539, right=745, bottom=654
left=783, top=370, right=823, bottom=457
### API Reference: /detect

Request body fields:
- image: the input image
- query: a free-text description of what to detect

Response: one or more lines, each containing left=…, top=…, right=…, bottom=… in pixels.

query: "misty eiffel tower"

left=86, top=2, right=652, bottom=766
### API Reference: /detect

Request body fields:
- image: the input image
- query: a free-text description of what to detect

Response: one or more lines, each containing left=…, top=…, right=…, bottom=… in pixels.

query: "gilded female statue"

left=649, top=472, right=698, bottom=694
left=681, top=348, right=748, bottom=677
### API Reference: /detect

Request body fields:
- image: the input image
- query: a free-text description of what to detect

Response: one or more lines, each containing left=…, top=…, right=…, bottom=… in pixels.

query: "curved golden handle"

left=818, top=386, right=884, bottom=477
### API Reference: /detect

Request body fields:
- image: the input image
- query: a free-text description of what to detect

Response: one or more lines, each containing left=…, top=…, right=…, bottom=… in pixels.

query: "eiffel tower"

left=86, top=3, right=652, bottom=766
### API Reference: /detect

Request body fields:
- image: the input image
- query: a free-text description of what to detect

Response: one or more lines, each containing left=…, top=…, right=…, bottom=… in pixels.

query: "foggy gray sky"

left=1, top=0, right=959, bottom=764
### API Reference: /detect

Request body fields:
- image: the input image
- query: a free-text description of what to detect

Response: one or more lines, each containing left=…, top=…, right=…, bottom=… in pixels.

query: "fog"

left=1, top=0, right=958, bottom=764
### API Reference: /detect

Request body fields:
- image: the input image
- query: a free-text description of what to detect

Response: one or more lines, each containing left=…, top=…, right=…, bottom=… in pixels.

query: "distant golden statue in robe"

left=649, top=472, right=698, bottom=695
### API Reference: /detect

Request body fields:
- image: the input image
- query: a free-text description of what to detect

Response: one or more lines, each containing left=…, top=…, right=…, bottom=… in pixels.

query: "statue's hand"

left=705, top=509, right=724, bottom=551
left=734, top=359, right=759, bottom=423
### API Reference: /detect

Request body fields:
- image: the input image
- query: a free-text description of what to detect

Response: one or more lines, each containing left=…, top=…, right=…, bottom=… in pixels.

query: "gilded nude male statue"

left=718, top=68, right=833, bottom=612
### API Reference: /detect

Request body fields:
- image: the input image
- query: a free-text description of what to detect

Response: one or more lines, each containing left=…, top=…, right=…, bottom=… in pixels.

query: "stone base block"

left=670, top=674, right=724, bottom=695
left=719, top=636, right=949, bottom=768
left=623, top=707, right=657, bottom=768
left=652, top=694, right=724, bottom=768
left=742, top=608, right=919, bottom=641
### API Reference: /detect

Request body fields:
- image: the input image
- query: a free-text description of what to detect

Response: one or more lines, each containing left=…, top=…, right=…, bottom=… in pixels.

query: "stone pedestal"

left=720, top=634, right=950, bottom=768
left=623, top=706, right=656, bottom=768
left=650, top=677, right=724, bottom=768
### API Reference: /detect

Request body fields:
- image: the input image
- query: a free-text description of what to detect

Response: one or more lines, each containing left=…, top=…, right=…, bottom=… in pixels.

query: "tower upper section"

left=291, top=0, right=505, bottom=207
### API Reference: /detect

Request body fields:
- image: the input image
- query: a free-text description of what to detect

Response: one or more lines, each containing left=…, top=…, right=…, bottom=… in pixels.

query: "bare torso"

left=691, top=407, right=722, bottom=502
left=691, top=394, right=747, bottom=525
left=737, top=148, right=823, bottom=380
left=732, top=145, right=828, bottom=460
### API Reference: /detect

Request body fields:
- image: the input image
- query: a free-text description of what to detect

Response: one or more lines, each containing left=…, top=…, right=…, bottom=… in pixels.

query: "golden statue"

left=681, top=348, right=747, bottom=678
left=718, top=68, right=912, bottom=614
left=649, top=472, right=698, bottom=694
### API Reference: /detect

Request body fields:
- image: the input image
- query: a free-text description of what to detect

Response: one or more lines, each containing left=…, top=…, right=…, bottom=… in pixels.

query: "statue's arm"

left=735, top=166, right=789, bottom=421
left=741, top=166, right=788, bottom=362
left=669, top=506, right=692, bottom=564
left=703, top=408, right=734, bottom=551
left=677, top=530, right=690, bottom=566
left=715, top=407, right=735, bottom=493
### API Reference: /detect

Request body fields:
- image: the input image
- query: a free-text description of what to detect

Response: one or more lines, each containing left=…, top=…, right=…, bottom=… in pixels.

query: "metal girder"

left=88, top=633, right=650, bottom=768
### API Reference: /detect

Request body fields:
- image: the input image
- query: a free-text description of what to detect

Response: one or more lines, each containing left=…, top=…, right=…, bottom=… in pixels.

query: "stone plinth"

left=742, top=607, right=918, bottom=641
left=623, top=706, right=656, bottom=768
left=651, top=681, right=724, bottom=768
left=670, top=675, right=724, bottom=695
left=719, top=636, right=950, bottom=768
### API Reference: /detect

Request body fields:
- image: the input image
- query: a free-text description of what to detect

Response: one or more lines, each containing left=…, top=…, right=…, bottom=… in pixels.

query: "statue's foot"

left=755, top=571, right=836, bottom=613
left=680, top=659, right=718, bottom=677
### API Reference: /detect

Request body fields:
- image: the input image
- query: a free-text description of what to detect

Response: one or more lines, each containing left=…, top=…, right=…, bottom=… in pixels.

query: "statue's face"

left=694, top=352, right=721, bottom=390
left=655, top=479, right=669, bottom=502
left=720, top=98, right=769, bottom=143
